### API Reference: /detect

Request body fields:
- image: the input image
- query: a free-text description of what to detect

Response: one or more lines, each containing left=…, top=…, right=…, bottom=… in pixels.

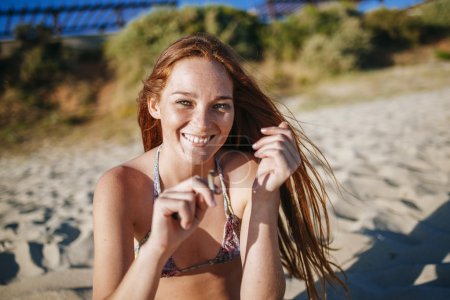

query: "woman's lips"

left=182, top=133, right=215, bottom=146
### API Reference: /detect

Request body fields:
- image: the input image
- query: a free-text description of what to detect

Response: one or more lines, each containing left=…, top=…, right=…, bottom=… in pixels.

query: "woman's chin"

left=182, top=150, right=213, bottom=166
left=179, top=137, right=220, bottom=165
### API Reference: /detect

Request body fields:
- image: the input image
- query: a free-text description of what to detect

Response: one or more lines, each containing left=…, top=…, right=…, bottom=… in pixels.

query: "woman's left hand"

left=252, top=122, right=301, bottom=192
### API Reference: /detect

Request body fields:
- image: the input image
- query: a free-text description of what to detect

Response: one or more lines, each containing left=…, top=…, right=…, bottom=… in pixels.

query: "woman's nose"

left=192, top=106, right=212, bottom=129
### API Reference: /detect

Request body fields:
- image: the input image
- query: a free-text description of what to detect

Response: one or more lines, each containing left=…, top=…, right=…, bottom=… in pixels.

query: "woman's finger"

left=156, top=196, right=195, bottom=229
left=259, top=122, right=294, bottom=140
left=158, top=191, right=196, bottom=221
left=279, top=121, right=290, bottom=129
left=254, top=140, right=300, bottom=167
left=159, top=190, right=196, bottom=201
left=252, top=134, right=287, bottom=150
left=254, top=122, right=299, bottom=159
left=255, top=145, right=295, bottom=166
left=255, top=147, right=297, bottom=175
left=253, top=135, right=298, bottom=164
left=175, top=176, right=218, bottom=207
left=254, top=129, right=293, bottom=147
left=193, top=196, right=208, bottom=224
left=253, top=135, right=297, bottom=161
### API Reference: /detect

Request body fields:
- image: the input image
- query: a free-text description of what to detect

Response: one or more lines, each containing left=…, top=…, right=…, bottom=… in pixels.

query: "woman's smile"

left=181, top=133, right=215, bottom=146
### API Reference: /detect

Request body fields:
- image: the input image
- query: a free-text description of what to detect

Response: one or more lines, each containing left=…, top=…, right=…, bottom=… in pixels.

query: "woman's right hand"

left=143, top=175, right=219, bottom=257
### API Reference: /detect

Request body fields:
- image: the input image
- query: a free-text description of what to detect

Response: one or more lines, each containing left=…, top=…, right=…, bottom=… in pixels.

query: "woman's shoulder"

left=93, top=149, right=158, bottom=241
left=98, top=150, right=153, bottom=187
left=94, top=150, right=155, bottom=212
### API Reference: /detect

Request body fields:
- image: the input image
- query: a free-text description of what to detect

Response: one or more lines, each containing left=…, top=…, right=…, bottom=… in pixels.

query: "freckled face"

left=150, top=57, right=234, bottom=165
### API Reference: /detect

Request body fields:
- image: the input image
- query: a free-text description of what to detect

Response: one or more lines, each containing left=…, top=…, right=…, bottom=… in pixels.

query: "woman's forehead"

left=164, top=57, right=233, bottom=93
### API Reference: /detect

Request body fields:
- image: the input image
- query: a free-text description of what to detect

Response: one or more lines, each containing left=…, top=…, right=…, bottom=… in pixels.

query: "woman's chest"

left=156, top=258, right=242, bottom=300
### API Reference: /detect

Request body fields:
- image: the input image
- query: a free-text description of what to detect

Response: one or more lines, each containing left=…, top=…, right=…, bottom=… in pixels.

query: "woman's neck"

left=157, top=145, right=217, bottom=189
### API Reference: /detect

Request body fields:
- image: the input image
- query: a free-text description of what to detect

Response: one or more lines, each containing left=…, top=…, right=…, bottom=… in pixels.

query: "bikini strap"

left=215, top=158, right=234, bottom=217
left=153, top=145, right=162, bottom=198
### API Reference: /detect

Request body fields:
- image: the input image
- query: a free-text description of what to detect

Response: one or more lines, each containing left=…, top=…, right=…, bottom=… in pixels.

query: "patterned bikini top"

left=135, top=145, right=241, bottom=277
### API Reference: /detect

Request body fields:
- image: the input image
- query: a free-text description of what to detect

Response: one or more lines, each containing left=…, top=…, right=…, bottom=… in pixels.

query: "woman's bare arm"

left=223, top=151, right=285, bottom=299
left=239, top=168, right=286, bottom=300
left=93, top=167, right=164, bottom=299
left=240, top=122, right=301, bottom=299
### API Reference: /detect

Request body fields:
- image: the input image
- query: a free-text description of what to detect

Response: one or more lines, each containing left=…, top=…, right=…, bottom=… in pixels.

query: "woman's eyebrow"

left=171, top=91, right=233, bottom=101
left=171, top=91, right=196, bottom=97
left=214, top=96, right=233, bottom=101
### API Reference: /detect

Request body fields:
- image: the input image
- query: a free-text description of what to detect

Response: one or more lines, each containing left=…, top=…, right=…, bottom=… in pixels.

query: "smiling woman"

left=92, top=33, right=348, bottom=300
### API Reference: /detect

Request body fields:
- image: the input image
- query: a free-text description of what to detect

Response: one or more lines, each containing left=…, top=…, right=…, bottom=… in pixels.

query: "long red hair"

left=137, top=33, right=347, bottom=299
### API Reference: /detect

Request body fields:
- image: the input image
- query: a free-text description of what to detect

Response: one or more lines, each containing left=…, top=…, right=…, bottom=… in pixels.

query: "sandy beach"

left=1, top=86, right=449, bottom=299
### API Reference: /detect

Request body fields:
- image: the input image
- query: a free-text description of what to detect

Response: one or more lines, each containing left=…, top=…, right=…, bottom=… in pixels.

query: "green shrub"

left=19, top=46, right=63, bottom=89
left=263, top=2, right=360, bottom=60
left=263, top=16, right=310, bottom=61
left=420, top=0, right=450, bottom=29
left=364, top=8, right=423, bottom=47
left=105, top=8, right=183, bottom=85
left=418, top=0, right=450, bottom=38
left=201, top=6, right=263, bottom=59
left=301, top=18, right=372, bottom=74
left=105, top=6, right=263, bottom=85
left=5, top=24, right=71, bottom=109
left=296, top=2, right=360, bottom=36
left=435, top=49, right=450, bottom=60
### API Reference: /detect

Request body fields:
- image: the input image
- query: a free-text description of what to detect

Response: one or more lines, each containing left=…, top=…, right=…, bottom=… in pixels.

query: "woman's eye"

left=176, top=100, right=192, bottom=106
left=213, top=103, right=231, bottom=111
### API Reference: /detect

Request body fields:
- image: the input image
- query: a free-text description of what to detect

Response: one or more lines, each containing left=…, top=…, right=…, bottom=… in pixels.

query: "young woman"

left=93, top=33, right=346, bottom=299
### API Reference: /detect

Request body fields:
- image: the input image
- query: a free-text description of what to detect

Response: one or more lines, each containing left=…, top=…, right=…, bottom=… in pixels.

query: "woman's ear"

left=147, top=98, right=160, bottom=119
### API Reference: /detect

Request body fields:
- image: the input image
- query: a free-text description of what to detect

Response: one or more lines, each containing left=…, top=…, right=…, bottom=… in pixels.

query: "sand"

left=1, top=87, right=449, bottom=299
left=285, top=87, right=450, bottom=299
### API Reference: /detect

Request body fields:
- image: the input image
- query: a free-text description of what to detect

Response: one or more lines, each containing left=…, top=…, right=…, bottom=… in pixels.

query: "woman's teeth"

left=183, top=133, right=212, bottom=144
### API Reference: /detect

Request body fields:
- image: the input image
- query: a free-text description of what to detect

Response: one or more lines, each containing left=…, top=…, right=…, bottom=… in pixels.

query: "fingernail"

left=261, top=128, right=267, bottom=132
